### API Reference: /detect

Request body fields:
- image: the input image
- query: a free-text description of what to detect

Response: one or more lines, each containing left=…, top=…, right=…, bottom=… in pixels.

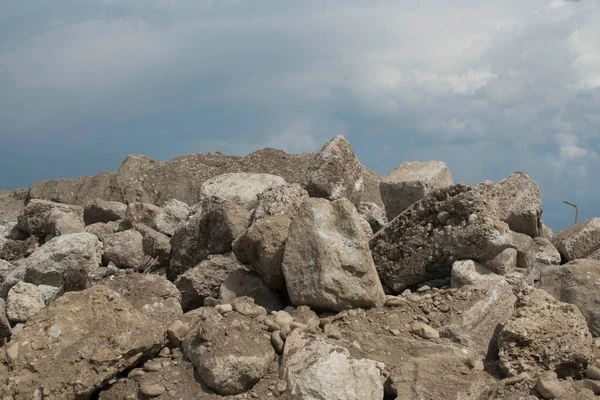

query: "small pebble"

left=536, top=371, right=564, bottom=399
left=410, top=322, right=439, bottom=340
left=324, top=324, right=342, bottom=339
left=587, top=365, right=600, bottom=380
left=139, top=382, right=166, bottom=397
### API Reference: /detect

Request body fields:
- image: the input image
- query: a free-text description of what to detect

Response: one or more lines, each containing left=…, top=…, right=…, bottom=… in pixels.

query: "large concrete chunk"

left=370, top=184, right=513, bottom=293
left=154, top=199, right=190, bottom=237
left=16, top=199, right=84, bottom=239
left=102, top=230, right=146, bottom=270
left=252, top=183, right=308, bottom=223
left=476, top=172, right=542, bottom=237
left=282, top=198, right=385, bottom=311
left=6, top=281, right=46, bottom=323
left=168, top=199, right=251, bottom=280
left=183, top=312, right=275, bottom=395
left=0, top=285, right=165, bottom=399
left=233, top=215, right=290, bottom=291
left=531, top=237, right=561, bottom=280
left=83, top=198, right=127, bottom=225
left=302, top=135, right=364, bottom=206
left=380, top=161, right=453, bottom=221
left=201, top=172, right=287, bottom=211
left=357, top=201, right=388, bottom=234
left=101, top=271, right=182, bottom=327
left=0, top=298, right=11, bottom=339
left=281, top=330, right=385, bottom=400
left=442, top=276, right=517, bottom=358
left=498, top=287, right=593, bottom=378
left=538, top=259, right=600, bottom=337
left=175, top=254, right=244, bottom=312
left=23, top=232, right=103, bottom=287
left=552, top=218, right=600, bottom=262
left=219, top=269, right=283, bottom=313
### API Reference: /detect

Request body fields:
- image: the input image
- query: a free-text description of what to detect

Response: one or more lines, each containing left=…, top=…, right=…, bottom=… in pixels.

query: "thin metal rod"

left=563, top=201, right=578, bottom=225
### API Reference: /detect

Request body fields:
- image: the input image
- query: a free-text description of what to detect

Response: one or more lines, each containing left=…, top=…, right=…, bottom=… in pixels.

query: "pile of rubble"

left=1, top=135, right=600, bottom=399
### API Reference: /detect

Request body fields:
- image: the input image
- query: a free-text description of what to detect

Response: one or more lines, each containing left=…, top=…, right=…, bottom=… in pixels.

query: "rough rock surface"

left=552, top=218, right=600, bottom=262
left=219, top=269, right=283, bottom=313
left=23, top=232, right=103, bottom=287
left=302, top=135, right=364, bottom=206
left=134, top=223, right=171, bottom=265
left=0, top=189, right=28, bottom=225
left=371, top=183, right=513, bottom=292
left=5, top=281, right=46, bottom=323
left=175, top=254, right=244, bottom=312
left=0, top=285, right=165, bottom=399
left=0, top=298, right=11, bottom=339
left=531, top=237, right=561, bottom=280
left=538, top=258, right=600, bottom=337
left=476, top=172, right=543, bottom=237
left=450, top=259, right=502, bottom=288
left=201, top=172, right=287, bottom=211
left=282, top=198, right=385, bottom=311
left=357, top=201, right=388, bottom=233
left=0, top=258, right=14, bottom=283
left=232, top=215, right=290, bottom=291
left=281, top=330, right=385, bottom=400
left=168, top=199, right=251, bottom=280
left=123, top=202, right=163, bottom=230
left=17, top=199, right=84, bottom=239
left=252, top=183, right=309, bottom=222
left=380, top=160, right=453, bottom=221
left=102, top=230, right=146, bottom=270
left=101, top=271, right=182, bottom=327
left=154, top=199, right=190, bottom=236
left=83, top=198, right=127, bottom=225
left=183, top=312, right=275, bottom=395
left=442, top=277, right=517, bottom=358
left=498, top=287, right=593, bottom=378
left=85, top=220, right=120, bottom=241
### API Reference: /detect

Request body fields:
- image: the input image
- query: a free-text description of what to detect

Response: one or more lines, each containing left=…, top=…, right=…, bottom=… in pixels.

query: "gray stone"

left=133, top=224, right=171, bottom=265
left=370, top=184, right=513, bottom=293
left=182, top=312, right=275, bottom=395
left=450, top=260, right=502, bottom=288
left=538, top=259, right=600, bottom=337
left=83, top=198, right=127, bottom=225
left=0, top=298, right=10, bottom=339
left=282, top=198, right=385, bottom=311
left=531, top=237, right=561, bottom=280
left=0, top=263, right=26, bottom=299
left=357, top=201, right=388, bottom=233
left=101, top=272, right=182, bottom=327
left=302, top=135, right=364, bottom=206
left=219, top=269, right=283, bottom=313
left=485, top=247, right=518, bottom=276
left=281, top=330, right=385, bottom=400
left=476, top=172, right=543, bottom=237
left=6, top=282, right=46, bottom=323
left=168, top=199, right=251, bottom=280
left=122, top=202, right=163, bottom=231
left=102, top=230, right=146, bottom=270
left=410, top=322, right=440, bottom=339
left=0, top=258, right=14, bottom=283
left=153, top=199, right=190, bottom=237
left=498, top=287, right=593, bottom=377
left=536, top=371, right=565, bottom=399
left=23, top=233, right=103, bottom=287
left=0, top=285, right=164, bottom=399
left=552, top=218, right=600, bottom=262
left=252, top=183, right=309, bottom=223
left=174, top=254, right=244, bottom=312
left=440, top=278, right=516, bottom=358
left=380, top=161, right=453, bottom=221
left=85, top=220, right=121, bottom=241
left=232, top=215, right=290, bottom=291
left=17, top=199, right=84, bottom=239
left=201, top=172, right=287, bottom=211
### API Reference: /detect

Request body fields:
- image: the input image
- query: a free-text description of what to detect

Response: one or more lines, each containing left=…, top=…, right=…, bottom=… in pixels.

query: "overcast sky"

left=0, top=0, right=598, bottom=231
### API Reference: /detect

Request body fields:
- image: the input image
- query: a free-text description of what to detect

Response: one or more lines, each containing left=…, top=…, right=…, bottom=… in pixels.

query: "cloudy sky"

left=1, top=0, right=598, bottom=231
